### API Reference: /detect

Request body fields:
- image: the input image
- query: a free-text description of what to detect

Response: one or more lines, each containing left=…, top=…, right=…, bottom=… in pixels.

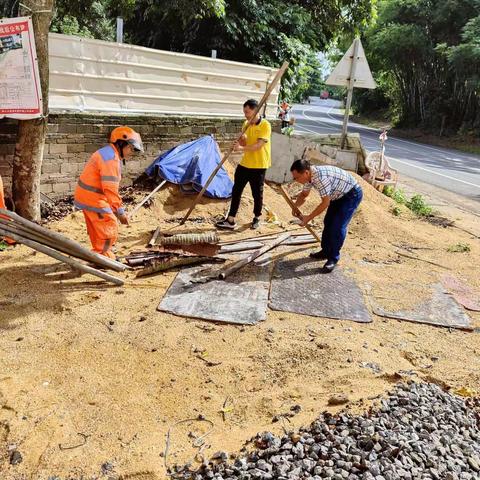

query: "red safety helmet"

left=110, top=126, right=144, bottom=152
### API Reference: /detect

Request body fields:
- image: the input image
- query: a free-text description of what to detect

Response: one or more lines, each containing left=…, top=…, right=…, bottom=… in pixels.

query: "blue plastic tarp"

left=145, top=135, right=233, bottom=199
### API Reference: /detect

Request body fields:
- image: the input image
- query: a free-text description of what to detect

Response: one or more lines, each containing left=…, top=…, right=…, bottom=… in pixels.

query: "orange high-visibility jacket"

left=74, top=144, right=125, bottom=216
left=0, top=174, right=6, bottom=210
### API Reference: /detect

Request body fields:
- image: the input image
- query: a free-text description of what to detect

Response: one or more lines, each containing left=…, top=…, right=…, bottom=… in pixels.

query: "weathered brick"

left=40, top=183, right=54, bottom=194
left=67, top=144, right=85, bottom=153
left=57, top=124, right=77, bottom=134
left=49, top=143, right=68, bottom=154
left=60, top=163, right=78, bottom=175
left=52, top=182, right=70, bottom=193
left=0, top=144, right=15, bottom=155
left=42, top=163, right=61, bottom=174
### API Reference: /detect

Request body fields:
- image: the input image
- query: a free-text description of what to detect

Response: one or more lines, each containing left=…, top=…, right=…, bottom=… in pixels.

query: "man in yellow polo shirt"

left=216, top=98, right=271, bottom=230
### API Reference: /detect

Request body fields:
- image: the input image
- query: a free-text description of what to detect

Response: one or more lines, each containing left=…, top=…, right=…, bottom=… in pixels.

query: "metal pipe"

left=0, top=208, right=126, bottom=271
left=130, top=179, right=167, bottom=219
left=0, top=228, right=124, bottom=286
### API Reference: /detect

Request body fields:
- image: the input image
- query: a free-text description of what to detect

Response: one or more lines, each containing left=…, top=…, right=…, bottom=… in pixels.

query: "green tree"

left=46, top=0, right=375, bottom=102
left=355, top=0, right=480, bottom=133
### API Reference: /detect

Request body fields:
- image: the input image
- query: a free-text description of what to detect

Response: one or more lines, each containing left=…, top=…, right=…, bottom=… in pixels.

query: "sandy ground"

left=1, top=167, right=479, bottom=480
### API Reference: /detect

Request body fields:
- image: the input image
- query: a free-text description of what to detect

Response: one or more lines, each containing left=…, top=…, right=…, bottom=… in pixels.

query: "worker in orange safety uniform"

left=0, top=174, right=15, bottom=245
left=74, top=126, right=144, bottom=259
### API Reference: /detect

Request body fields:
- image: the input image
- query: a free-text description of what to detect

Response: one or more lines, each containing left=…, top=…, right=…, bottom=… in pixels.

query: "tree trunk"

left=12, top=0, right=54, bottom=221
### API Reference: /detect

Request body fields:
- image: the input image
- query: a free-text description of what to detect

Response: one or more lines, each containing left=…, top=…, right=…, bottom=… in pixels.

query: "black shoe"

left=322, top=259, right=337, bottom=273
left=251, top=217, right=260, bottom=230
left=216, top=218, right=237, bottom=230
left=309, top=250, right=327, bottom=260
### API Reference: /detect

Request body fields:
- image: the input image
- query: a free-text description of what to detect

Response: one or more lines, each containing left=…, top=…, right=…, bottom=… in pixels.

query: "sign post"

left=325, top=38, right=376, bottom=149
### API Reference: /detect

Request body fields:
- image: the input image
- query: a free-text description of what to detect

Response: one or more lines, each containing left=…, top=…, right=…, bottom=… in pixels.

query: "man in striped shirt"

left=290, top=159, right=363, bottom=272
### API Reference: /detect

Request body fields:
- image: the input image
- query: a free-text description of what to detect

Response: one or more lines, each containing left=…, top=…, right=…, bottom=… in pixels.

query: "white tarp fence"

left=49, top=33, right=280, bottom=118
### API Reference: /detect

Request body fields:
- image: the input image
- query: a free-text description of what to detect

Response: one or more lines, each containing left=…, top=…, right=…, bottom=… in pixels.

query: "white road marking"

left=295, top=104, right=480, bottom=191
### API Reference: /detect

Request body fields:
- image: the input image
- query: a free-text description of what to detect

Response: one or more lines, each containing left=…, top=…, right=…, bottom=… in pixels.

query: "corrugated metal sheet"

left=48, top=34, right=280, bottom=118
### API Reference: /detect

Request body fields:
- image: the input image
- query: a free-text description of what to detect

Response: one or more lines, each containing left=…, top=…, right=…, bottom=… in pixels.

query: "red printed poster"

left=0, top=16, right=42, bottom=119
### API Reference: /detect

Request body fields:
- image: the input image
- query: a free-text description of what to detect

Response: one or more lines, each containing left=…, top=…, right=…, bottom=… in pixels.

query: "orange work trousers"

left=82, top=210, right=118, bottom=259
left=0, top=175, right=15, bottom=245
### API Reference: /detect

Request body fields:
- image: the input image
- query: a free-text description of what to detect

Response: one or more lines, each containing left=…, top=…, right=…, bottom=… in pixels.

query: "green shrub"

left=383, top=187, right=407, bottom=205
left=392, top=206, right=402, bottom=216
left=447, top=243, right=471, bottom=253
left=406, top=194, right=433, bottom=216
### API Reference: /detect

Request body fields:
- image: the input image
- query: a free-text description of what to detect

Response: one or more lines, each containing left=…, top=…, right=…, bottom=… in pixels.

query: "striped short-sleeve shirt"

left=303, top=165, right=358, bottom=200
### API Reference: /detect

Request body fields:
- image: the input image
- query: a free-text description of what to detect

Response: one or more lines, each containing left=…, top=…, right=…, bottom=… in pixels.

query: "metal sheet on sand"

left=158, top=264, right=270, bottom=325
left=373, top=283, right=472, bottom=330
left=269, top=257, right=371, bottom=323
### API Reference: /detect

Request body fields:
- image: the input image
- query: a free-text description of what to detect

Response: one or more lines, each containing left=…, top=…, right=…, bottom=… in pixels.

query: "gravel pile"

left=174, top=383, right=480, bottom=480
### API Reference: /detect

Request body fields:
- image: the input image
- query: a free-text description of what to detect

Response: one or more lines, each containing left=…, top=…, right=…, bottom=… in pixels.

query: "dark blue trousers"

left=321, top=185, right=363, bottom=263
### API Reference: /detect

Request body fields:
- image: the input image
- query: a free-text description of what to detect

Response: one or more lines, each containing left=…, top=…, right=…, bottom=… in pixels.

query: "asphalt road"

left=293, top=98, right=480, bottom=203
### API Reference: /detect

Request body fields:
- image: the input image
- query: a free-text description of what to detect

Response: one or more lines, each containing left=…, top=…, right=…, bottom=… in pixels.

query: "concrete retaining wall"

left=267, top=132, right=368, bottom=184
left=0, top=114, right=280, bottom=197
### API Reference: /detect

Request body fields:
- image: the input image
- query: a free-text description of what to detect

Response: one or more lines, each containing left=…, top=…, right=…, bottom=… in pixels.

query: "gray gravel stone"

left=172, top=383, right=480, bottom=480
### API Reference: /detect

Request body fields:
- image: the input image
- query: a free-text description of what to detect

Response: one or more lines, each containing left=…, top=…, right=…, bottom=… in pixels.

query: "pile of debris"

left=174, top=382, right=480, bottom=480
left=39, top=186, right=144, bottom=223
left=40, top=194, right=74, bottom=222
left=126, top=228, right=318, bottom=279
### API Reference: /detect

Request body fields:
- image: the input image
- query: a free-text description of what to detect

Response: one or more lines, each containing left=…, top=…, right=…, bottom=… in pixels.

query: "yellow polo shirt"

left=240, top=118, right=272, bottom=169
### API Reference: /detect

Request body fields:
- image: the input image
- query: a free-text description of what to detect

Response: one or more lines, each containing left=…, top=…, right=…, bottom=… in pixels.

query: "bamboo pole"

left=0, top=208, right=126, bottom=271
left=0, top=219, right=120, bottom=268
left=0, top=228, right=124, bottom=286
left=130, top=179, right=167, bottom=219
left=179, top=61, right=289, bottom=225
left=277, top=186, right=322, bottom=243
left=218, top=232, right=291, bottom=279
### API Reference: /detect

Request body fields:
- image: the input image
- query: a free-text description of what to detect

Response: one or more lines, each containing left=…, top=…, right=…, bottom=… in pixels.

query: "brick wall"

left=0, top=114, right=280, bottom=197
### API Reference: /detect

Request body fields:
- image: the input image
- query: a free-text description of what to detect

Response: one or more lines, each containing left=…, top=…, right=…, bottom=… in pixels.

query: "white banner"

left=0, top=16, right=42, bottom=119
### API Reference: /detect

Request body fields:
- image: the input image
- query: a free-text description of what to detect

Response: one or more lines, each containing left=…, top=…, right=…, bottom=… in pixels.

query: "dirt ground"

left=1, top=168, right=479, bottom=480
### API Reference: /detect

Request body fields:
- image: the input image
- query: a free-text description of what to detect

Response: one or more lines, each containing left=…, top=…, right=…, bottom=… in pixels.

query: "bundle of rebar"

left=0, top=208, right=125, bottom=285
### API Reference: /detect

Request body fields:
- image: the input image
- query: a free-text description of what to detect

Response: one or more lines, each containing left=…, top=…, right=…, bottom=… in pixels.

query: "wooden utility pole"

left=12, top=0, right=54, bottom=220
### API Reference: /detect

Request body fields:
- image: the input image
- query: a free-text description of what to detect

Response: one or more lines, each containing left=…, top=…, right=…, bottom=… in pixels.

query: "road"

left=293, top=99, right=480, bottom=203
